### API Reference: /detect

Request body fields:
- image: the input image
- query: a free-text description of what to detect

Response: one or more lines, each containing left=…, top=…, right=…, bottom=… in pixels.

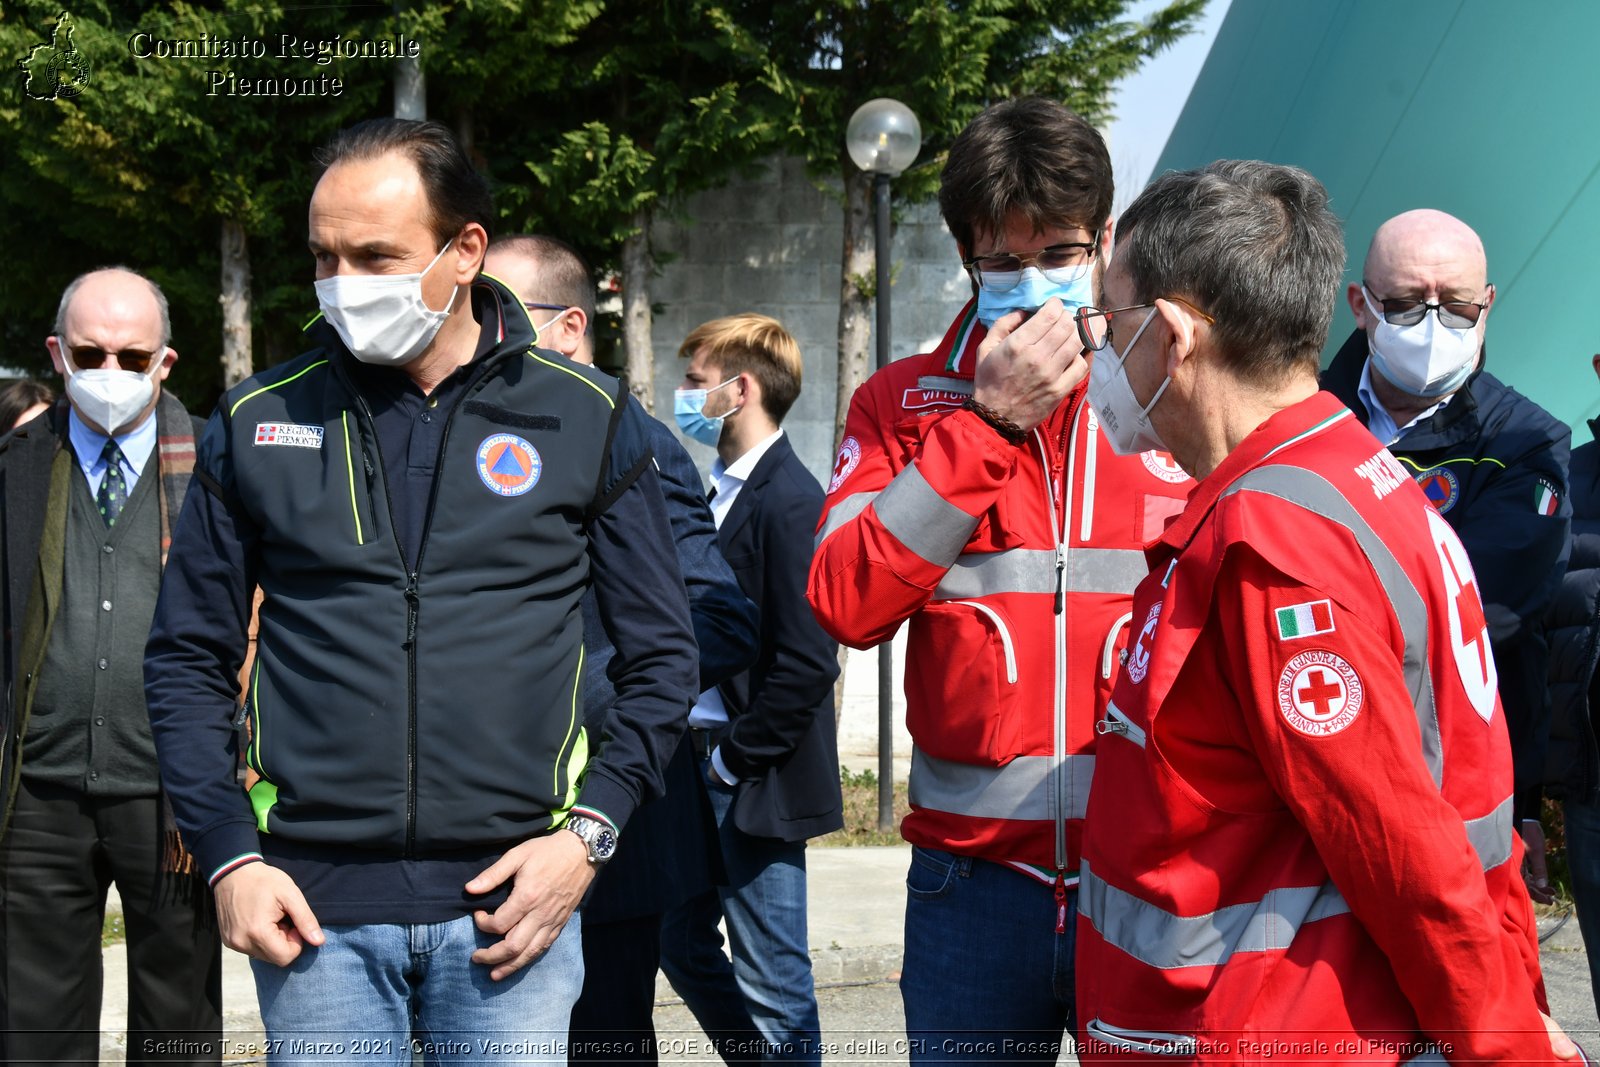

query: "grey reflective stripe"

left=1222, top=465, right=1443, bottom=786
left=814, top=490, right=877, bottom=550
left=874, top=463, right=979, bottom=568
left=917, top=375, right=974, bottom=396
left=1080, top=861, right=1351, bottom=971
left=1463, top=794, right=1514, bottom=871
left=933, top=547, right=1148, bottom=600
left=908, top=747, right=1094, bottom=821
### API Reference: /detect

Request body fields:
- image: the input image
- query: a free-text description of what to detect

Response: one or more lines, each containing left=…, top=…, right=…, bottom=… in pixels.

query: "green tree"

left=745, top=0, right=1207, bottom=445
left=487, top=0, right=780, bottom=411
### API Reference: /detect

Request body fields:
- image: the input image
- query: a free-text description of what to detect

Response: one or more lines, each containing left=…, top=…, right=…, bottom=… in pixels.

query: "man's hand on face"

left=466, top=829, right=596, bottom=981
left=213, top=863, right=324, bottom=966
left=972, top=299, right=1090, bottom=434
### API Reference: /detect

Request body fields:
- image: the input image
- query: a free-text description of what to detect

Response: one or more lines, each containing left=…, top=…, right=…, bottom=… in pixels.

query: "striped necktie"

left=97, top=438, right=127, bottom=527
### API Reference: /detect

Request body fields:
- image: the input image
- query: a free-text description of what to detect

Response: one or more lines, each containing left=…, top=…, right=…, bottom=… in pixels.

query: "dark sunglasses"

left=1362, top=283, right=1488, bottom=330
left=64, top=342, right=162, bottom=374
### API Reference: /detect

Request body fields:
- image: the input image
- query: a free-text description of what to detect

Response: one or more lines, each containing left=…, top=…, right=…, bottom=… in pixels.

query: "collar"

left=1159, top=391, right=1355, bottom=552
left=1356, top=356, right=1451, bottom=443
left=67, top=402, right=158, bottom=477
left=935, top=301, right=984, bottom=375
left=712, top=428, right=784, bottom=491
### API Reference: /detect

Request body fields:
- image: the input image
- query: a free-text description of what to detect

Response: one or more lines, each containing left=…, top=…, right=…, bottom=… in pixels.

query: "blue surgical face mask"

left=674, top=377, right=741, bottom=447
left=975, top=266, right=1095, bottom=328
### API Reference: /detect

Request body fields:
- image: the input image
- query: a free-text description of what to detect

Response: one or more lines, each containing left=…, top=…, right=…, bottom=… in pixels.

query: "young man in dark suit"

left=663, top=314, right=842, bottom=1066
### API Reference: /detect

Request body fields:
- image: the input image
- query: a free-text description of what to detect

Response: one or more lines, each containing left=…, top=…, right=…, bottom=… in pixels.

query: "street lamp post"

left=845, top=98, right=921, bottom=832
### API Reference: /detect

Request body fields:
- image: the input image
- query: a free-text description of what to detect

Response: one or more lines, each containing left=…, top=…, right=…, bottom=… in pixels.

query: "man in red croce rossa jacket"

left=807, top=97, right=1192, bottom=1064
left=1075, top=159, right=1576, bottom=1064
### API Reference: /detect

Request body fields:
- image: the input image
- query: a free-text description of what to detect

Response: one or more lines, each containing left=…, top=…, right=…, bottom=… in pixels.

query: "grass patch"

left=103, top=910, right=125, bottom=947
left=816, top=766, right=909, bottom=847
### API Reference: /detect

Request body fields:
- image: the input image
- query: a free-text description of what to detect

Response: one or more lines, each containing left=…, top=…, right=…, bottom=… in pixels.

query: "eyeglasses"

left=963, top=242, right=1098, bottom=292
left=62, top=341, right=163, bottom=374
left=522, top=302, right=570, bottom=314
left=1362, top=283, right=1488, bottom=329
left=1073, top=297, right=1214, bottom=353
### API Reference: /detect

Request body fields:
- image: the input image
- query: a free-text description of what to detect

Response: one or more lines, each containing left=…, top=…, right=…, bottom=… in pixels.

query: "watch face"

left=592, top=828, right=618, bottom=861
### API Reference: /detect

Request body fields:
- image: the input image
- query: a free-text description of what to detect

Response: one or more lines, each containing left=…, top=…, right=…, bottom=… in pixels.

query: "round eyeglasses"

left=962, top=242, right=1098, bottom=293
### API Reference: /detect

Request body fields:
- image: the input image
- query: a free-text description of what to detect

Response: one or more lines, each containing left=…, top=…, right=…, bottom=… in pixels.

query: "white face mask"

left=314, top=240, right=455, bottom=366
left=61, top=346, right=161, bottom=435
left=1363, top=288, right=1481, bottom=399
left=1087, top=307, right=1170, bottom=456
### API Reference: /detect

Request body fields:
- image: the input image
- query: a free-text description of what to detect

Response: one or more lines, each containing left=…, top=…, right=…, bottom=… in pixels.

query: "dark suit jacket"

left=715, top=433, right=842, bottom=842
left=580, top=405, right=759, bottom=921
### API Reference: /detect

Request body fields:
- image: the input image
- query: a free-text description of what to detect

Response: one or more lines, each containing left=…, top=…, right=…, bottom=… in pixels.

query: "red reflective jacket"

left=1078, top=392, right=1551, bottom=1065
left=807, top=303, right=1192, bottom=877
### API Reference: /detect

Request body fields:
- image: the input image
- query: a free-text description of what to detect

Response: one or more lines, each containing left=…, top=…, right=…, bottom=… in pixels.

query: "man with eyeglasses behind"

left=0, top=267, right=221, bottom=1064
left=807, top=97, right=1193, bottom=1064
left=1322, top=208, right=1571, bottom=901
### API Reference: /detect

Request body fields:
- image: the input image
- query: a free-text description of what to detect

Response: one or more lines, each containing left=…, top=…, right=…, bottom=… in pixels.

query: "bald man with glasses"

left=1322, top=208, right=1572, bottom=902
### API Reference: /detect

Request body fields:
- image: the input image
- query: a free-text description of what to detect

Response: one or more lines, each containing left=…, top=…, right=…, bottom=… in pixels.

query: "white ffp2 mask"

left=314, top=240, right=455, bottom=366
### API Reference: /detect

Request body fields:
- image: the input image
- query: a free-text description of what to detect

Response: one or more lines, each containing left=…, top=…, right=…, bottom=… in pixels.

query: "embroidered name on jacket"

left=254, top=422, right=325, bottom=449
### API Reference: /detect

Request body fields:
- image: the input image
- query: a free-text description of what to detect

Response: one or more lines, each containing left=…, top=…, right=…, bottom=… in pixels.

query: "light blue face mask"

left=975, top=266, right=1095, bottom=328
left=674, top=378, right=741, bottom=447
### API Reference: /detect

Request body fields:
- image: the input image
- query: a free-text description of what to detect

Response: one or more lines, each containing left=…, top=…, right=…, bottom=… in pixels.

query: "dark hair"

left=0, top=379, right=56, bottom=432
left=938, top=97, right=1113, bottom=253
left=315, top=118, right=493, bottom=248
left=1115, top=159, right=1345, bottom=380
left=487, top=234, right=596, bottom=327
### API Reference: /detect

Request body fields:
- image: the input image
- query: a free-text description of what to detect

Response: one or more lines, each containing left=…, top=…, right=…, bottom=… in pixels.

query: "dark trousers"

left=569, top=914, right=662, bottom=1064
left=0, top=777, right=222, bottom=1066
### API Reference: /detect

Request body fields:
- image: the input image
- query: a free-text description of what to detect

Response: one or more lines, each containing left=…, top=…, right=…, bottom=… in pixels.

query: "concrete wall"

left=646, top=155, right=969, bottom=484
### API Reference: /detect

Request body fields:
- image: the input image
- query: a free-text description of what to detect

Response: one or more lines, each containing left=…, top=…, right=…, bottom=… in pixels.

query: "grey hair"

left=1115, top=160, right=1344, bottom=379
left=53, top=267, right=172, bottom=346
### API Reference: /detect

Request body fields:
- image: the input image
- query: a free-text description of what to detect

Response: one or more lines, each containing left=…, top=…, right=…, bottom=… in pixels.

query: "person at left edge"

left=483, top=232, right=762, bottom=1065
left=1, top=268, right=221, bottom=1066
left=143, top=119, right=699, bottom=1063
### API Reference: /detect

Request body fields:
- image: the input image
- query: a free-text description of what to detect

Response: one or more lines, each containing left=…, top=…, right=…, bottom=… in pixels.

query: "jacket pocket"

left=1083, top=1019, right=1196, bottom=1057
left=904, top=600, right=1023, bottom=761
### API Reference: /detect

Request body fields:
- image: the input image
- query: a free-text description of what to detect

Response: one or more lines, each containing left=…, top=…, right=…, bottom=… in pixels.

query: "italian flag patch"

left=1535, top=479, right=1560, bottom=516
left=1275, top=599, right=1335, bottom=640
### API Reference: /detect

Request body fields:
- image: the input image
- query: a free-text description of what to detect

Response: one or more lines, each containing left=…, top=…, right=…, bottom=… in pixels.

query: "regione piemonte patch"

left=1277, top=649, right=1364, bottom=737
left=254, top=422, right=324, bottom=449
left=476, top=433, right=542, bottom=497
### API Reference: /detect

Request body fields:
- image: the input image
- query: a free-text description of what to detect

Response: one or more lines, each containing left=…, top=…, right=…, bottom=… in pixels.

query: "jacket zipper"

left=1034, top=403, right=1082, bottom=884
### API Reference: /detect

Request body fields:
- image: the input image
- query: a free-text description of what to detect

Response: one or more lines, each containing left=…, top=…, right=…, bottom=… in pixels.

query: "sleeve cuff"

left=709, top=746, right=741, bottom=786
left=573, top=770, right=639, bottom=835
left=189, top=819, right=264, bottom=886
left=207, top=852, right=264, bottom=887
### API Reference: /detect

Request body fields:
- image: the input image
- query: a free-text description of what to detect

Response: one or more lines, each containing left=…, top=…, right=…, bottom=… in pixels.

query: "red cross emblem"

left=1278, top=650, right=1364, bottom=737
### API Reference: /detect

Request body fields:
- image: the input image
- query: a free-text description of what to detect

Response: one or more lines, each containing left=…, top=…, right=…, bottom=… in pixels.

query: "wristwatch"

left=563, top=815, right=619, bottom=866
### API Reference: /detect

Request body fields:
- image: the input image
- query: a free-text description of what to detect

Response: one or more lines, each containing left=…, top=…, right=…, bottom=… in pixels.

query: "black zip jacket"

left=1324, top=329, right=1571, bottom=809
left=1547, top=426, right=1600, bottom=801
left=144, top=279, right=698, bottom=885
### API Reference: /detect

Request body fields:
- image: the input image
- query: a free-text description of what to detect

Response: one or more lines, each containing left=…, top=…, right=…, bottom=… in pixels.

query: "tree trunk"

left=832, top=168, right=876, bottom=727
left=834, top=168, right=874, bottom=450
left=219, top=219, right=252, bottom=388
left=620, top=210, right=656, bottom=414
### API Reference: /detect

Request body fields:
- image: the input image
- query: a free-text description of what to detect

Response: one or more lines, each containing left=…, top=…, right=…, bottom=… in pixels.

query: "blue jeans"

left=1566, top=794, right=1600, bottom=1019
left=659, top=770, right=820, bottom=1065
left=901, top=847, right=1076, bottom=1065
left=250, top=912, right=582, bottom=1065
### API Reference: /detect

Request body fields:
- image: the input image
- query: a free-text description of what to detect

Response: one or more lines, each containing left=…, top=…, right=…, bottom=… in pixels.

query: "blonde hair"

left=679, top=314, right=803, bottom=423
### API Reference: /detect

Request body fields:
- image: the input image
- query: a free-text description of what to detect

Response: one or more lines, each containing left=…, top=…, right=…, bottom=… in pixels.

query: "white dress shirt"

left=691, top=429, right=786, bottom=785
left=68, top=405, right=157, bottom=497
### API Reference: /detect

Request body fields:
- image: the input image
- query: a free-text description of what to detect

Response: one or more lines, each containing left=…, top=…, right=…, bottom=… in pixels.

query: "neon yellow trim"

left=301, top=310, right=325, bottom=331
left=228, top=359, right=330, bottom=418
left=1394, top=453, right=1507, bottom=471
left=554, top=645, right=587, bottom=796
left=341, top=412, right=364, bottom=544
left=528, top=351, right=614, bottom=407
left=248, top=780, right=278, bottom=833
left=554, top=728, right=590, bottom=821
left=248, top=657, right=264, bottom=777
